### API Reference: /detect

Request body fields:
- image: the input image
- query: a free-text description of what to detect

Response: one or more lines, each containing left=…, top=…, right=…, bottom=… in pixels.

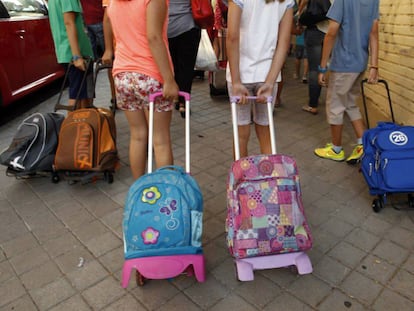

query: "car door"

left=0, top=0, right=63, bottom=107
left=16, top=0, right=60, bottom=87
left=0, top=0, right=24, bottom=92
left=14, top=0, right=58, bottom=84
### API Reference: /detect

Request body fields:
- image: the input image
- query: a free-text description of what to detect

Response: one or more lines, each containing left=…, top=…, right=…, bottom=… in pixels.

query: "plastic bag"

left=195, top=29, right=218, bottom=72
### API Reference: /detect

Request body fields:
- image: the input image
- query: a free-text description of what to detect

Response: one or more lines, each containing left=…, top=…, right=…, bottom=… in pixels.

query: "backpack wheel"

left=408, top=194, right=414, bottom=208
left=52, top=173, right=60, bottom=183
left=135, top=270, right=145, bottom=286
left=372, top=197, right=383, bottom=213
left=104, top=171, right=114, bottom=184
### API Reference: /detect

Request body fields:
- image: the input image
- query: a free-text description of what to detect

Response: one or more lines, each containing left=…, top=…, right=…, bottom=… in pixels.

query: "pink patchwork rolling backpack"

left=226, top=96, right=313, bottom=281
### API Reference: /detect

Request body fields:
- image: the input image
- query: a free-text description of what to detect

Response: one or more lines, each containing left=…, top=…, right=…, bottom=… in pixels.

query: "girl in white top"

left=227, top=0, right=294, bottom=157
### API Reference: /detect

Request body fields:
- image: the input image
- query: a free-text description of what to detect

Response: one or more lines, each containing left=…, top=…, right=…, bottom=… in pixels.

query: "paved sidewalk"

left=1, top=57, right=414, bottom=310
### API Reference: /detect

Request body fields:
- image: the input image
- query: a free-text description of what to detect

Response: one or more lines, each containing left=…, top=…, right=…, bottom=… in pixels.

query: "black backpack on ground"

left=0, top=112, right=64, bottom=177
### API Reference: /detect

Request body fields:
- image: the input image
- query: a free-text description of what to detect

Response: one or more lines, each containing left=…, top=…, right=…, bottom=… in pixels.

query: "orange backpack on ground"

left=54, top=107, right=118, bottom=178
left=53, top=58, right=119, bottom=184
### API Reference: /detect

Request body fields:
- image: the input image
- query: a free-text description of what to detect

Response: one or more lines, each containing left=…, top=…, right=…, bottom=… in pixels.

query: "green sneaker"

left=314, top=143, right=345, bottom=161
left=346, top=144, right=364, bottom=164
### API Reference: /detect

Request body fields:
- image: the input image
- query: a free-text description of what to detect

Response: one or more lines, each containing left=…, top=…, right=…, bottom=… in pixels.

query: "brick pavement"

left=1, top=57, right=414, bottom=310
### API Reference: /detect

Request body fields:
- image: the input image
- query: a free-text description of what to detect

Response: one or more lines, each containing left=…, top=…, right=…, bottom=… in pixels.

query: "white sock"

left=332, top=144, right=342, bottom=154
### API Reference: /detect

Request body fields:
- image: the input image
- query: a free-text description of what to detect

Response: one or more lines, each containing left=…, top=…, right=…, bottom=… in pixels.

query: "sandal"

left=178, top=102, right=186, bottom=118
left=302, top=106, right=318, bottom=115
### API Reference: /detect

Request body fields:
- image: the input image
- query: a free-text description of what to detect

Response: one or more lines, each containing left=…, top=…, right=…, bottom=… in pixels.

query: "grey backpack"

left=0, top=112, right=64, bottom=175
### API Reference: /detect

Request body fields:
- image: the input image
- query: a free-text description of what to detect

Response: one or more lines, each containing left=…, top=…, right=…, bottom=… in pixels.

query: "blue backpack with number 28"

left=361, top=122, right=414, bottom=195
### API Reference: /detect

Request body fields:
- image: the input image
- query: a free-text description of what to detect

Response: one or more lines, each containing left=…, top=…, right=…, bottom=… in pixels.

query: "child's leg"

left=238, top=124, right=251, bottom=158
left=124, top=110, right=148, bottom=179
left=152, top=110, right=173, bottom=169
left=255, top=124, right=272, bottom=154
left=235, top=100, right=253, bottom=158
left=253, top=83, right=277, bottom=154
left=294, top=58, right=300, bottom=78
left=108, top=68, right=116, bottom=104
left=302, top=47, right=309, bottom=82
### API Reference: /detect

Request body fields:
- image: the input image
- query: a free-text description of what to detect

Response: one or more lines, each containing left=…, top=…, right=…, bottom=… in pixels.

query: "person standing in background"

left=293, top=30, right=309, bottom=83
left=299, top=0, right=331, bottom=115
left=101, top=0, right=113, bottom=65
left=80, top=0, right=104, bottom=59
left=167, top=0, right=201, bottom=118
left=212, top=0, right=228, bottom=60
left=48, top=0, right=94, bottom=108
left=314, top=0, right=379, bottom=164
left=292, top=0, right=308, bottom=83
left=81, top=0, right=117, bottom=108
left=107, top=0, right=179, bottom=179
left=226, top=0, right=294, bottom=158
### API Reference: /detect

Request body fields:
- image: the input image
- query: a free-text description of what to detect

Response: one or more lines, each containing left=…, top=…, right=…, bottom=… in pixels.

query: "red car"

left=0, top=0, right=65, bottom=108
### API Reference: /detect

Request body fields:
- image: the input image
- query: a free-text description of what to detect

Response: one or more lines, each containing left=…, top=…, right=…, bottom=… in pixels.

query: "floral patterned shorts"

left=114, top=72, right=173, bottom=112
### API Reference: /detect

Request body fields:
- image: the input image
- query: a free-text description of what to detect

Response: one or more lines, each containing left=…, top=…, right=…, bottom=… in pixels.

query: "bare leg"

left=147, top=110, right=173, bottom=169
left=124, top=110, right=148, bottom=179
left=295, top=58, right=301, bottom=77
left=330, top=124, right=344, bottom=147
left=238, top=124, right=250, bottom=158
left=108, top=68, right=116, bottom=103
left=351, top=118, right=365, bottom=140
left=256, top=124, right=272, bottom=155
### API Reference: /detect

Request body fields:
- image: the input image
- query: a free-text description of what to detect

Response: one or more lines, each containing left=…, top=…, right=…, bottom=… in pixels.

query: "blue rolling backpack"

left=121, top=92, right=205, bottom=287
left=360, top=79, right=414, bottom=212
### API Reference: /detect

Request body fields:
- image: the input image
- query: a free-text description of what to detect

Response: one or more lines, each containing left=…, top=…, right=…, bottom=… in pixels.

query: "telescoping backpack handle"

left=361, top=79, right=395, bottom=129
left=55, top=57, right=94, bottom=112
left=148, top=92, right=191, bottom=174
left=230, top=96, right=276, bottom=160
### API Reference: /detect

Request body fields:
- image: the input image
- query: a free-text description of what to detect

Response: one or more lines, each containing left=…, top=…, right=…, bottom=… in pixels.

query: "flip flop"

left=302, top=106, right=318, bottom=115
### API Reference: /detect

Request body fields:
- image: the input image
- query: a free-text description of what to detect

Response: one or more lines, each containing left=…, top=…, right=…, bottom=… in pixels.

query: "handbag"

left=191, top=0, right=214, bottom=29
left=195, top=29, right=218, bottom=71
